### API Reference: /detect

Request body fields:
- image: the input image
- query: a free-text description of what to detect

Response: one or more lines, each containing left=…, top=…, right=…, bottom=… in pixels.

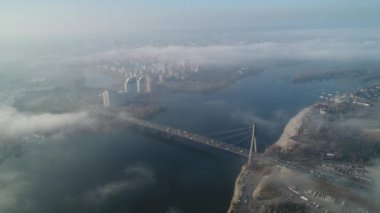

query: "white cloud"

left=0, top=168, right=35, bottom=212
left=83, top=166, right=155, bottom=205
left=76, top=39, right=380, bottom=67
left=230, top=109, right=290, bottom=134
left=0, top=106, right=96, bottom=138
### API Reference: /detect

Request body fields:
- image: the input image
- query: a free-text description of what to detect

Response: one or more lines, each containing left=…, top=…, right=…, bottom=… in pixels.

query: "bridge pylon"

left=248, top=123, right=256, bottom=166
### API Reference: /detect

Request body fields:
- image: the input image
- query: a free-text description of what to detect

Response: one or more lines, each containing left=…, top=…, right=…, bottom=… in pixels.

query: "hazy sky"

left=1, top=0, right=379, bottom=41
left=1, top=2, right=380, bottom=213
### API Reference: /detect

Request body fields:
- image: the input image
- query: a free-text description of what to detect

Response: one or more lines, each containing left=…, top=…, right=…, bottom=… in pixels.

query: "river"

left=5, top=62, right=375, bottom=213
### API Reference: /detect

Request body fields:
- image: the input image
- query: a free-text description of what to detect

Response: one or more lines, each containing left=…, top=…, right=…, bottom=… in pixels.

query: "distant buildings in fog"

left=102, top=90, right=110, bottom=108
left=101, top=90, right=131, bottom=108
left=318, top=84, right=380, bottom=114
left=99, top=58, right=203, bottom=107
left=98, top=58, right=199, bottom=88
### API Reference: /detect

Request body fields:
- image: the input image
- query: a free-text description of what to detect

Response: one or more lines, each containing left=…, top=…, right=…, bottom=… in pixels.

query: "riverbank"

left=228, top=165, right=247, bottom=213
left=269, top=106, right=313, bottom=150
left=227, top=105, right=314, bottom=212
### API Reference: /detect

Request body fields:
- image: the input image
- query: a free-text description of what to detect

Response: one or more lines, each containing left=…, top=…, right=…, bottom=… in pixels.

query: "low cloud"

left=0, top=166, right=35, bottom=212
left=82, top=166, right=155, bottom=205
left=75, top=39, right=380, bottom=67
left=0, top=106, right=97, bottom=138
left=231, top=109, right=289, bottom=135
left=166, top=206, right=184, bottom=213
left=368, top=161, right=380, bottom=203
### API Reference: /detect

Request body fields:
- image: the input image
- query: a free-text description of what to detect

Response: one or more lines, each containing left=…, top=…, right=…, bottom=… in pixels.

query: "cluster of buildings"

left=99, top=58, right=200, bottom=107
left=321, top=162, right=372, bottom=184
left=351, top=84, right=380, bottom=107
left=303, top=189, right=336, bottom=205
left=98, top=58, right=199, bottom=90
left=101, top=89, right=133, bottom=108
left=318, top=84, right=380, bottom=114
left=318, top=93, right=348, bottom=114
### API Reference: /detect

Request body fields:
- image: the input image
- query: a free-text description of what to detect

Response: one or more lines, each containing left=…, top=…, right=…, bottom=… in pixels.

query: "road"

left=121, top=115, right=373, bottom=205
left=123, top=116, right=250, bottom=157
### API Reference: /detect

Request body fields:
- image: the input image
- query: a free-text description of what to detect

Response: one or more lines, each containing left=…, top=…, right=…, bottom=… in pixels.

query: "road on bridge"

left=123, top=116, right=250, bottom=157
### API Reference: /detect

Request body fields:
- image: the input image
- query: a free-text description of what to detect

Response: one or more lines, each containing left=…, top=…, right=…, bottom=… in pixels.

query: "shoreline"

left=227, top=165, right=247, bottom=213
left=270, top=105, right=313, bottom=149
left=227, top=105, right=314, bottom=212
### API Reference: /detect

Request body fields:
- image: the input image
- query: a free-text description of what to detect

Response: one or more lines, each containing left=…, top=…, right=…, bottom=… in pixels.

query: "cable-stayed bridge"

left=121, top=115, right=257, bottom=158
left=118, top=114, right=373, bottom=191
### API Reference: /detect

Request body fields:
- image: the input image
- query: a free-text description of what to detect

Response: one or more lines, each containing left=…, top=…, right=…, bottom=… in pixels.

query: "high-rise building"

left=102, top=90, right=110, bottom=107
left=136, top=77, right=142, bottom=93
left=159, top=74, right=164, bottom=84
left=145, top=76, right=152, bottom=93
left=124, top=78, right=130, bottom=93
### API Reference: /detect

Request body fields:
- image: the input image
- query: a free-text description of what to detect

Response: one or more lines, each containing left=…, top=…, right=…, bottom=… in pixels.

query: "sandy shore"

left=227, top=106, right=313, bottom=212
left=227, top=165, right=247, bottom=213
left=271, top=106, right=313, bottom=149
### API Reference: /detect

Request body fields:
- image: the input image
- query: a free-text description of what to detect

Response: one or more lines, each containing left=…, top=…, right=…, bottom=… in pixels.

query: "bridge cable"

left=216, top=130, right=252, bottom=141
left=231, top=135, right=251, bottom=146
left=205, top=126, right=252, bottom=137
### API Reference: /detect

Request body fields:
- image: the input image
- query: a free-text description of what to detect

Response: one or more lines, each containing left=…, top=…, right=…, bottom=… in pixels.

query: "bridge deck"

left=119, top=115, right=373, bottom=192
left=123, top=116, right=249, bottom=157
